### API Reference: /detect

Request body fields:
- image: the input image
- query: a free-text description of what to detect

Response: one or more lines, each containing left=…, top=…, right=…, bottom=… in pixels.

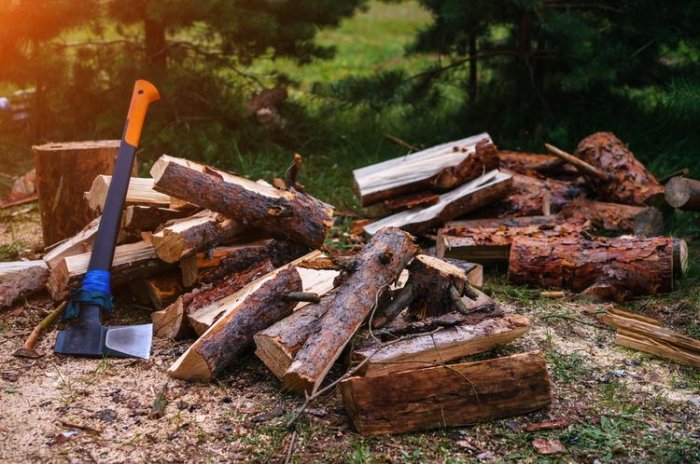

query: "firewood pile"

left=1, top=128, right=698, bottom=436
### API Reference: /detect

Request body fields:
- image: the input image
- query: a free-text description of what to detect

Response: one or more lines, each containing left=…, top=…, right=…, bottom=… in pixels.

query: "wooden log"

left=338, top=351, right=552, bottom=436
left=122, top=205, right=192, bottom=233
left=574, top=132, right=665, bottom=206
left=150, top=155, right=333, bottom=249
left=382, top=307, right=502, bottom=338
left=544, top=143, right=610, bottom=181
left=153, top=260, right=275, bottom=340
left=0, top=260, right=49, bottom=309
left=85, top=175, right=172, bottom=212
left=498, top=151, right=573, bottom=175
left=353, top=315, right=531, bottom=377
left=33, top=140, right=124, bottom=246
left=559, top=199, right=664, bottom=236
left=142, top=273, right=184, bottom=310
left=168, top=265, right=302, bottom=382
left=42, top=217, right=100, bottom=269
left=437, top=222, right=588, bottom=264
left=366, top=191, right=441, bottom=218
left=601, top=308, right=700, bottom=368
left=508, top=236, right=678, bottom=302
left=150, top=210, right=243, bottom=263
left=283, top=228, right=417, bottom=394
left=673, top=238, right=689, bottom=278
left=353, top=134, right=498, bottom=206
left=363, top=170, right=512, bottom=235
left=489, top=171, right=585, bottom=217
left=444, top=215, right=559, bottom=230
left=46, top=241, right=173, bottom=300
left=665, top=177, right=700, bottom=211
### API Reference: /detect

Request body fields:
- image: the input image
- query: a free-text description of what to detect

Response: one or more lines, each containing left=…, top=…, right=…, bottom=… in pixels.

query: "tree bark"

left=353, top=315, right=530, bottom=377
left=144, top=18, right=167, bottom=73
left=508, top=236, right=679, bottom=302
left=665, top=176, right=700, bottom=211
left=498, top=151, right=570, bottom=175
left=352, top=134, right=498, bottom=206
left=282, top=228, right=417, bottom=394
left=33, top=140, right=123, bottom=246
left=150, top=155, right=333, bottom=249
left=0, top=261, right=49, bottom=309
left=559, top=199, right=664, bottom=236
left=338, top=351, right=552, bottom=436
left=168, top=265, right=302, bottom=382
left=575, top=132, right=665, bottom=206
left=489, top=171, right=584, bottom=217
left=363, top=170, right=512, bottom=235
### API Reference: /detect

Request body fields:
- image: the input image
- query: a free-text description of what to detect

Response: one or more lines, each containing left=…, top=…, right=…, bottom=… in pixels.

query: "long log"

left=338, top=351, right=552, bottom=436
left=665, top=176, right=700, bottom=211
left=150, top=155, right=333, bottom=249
left=601, top=308, right=700, bottom=368
left=353, top=134, right=498, bottom=206
left=85, top=175, right=172, bottom=212
left=352, top=315, right=531, bottom=377
left=559, top=199, right=664, bottom=236
left=150, top=210, right=243, bottom=263
left=508, top=236, right=679, bottom=301
left=575, top=132, right=665, bottom=206
left=489, top=171, right=585, bottom=217
left=363, top=170, right=512, bottom=235
left=47, top=241, right=173, bottom=300
left=498, top=150, right=571, bottom=175
left=282, top=228, right=417, bottom=394
left=168, top=265, right=302, bottom=382
left=0, top=260, right=50, bottom=309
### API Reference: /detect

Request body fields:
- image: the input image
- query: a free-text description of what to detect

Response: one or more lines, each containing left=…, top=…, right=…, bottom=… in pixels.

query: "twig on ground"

left=13, top=301, right=67, bottom=359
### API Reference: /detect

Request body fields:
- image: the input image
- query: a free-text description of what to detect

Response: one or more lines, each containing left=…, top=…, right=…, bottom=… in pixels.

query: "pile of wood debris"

left=0, top=130, right=698, bottom=436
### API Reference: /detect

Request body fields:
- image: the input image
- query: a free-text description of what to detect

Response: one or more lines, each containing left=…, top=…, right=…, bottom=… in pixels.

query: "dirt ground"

left=1, top=206, right=699, bottom=463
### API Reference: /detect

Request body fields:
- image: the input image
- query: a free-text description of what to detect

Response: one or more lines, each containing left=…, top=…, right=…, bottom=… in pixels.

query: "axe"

left=54, top=80, right=160, bottom=359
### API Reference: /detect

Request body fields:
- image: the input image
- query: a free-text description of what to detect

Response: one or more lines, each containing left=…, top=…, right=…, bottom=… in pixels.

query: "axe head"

left=54, top=305, right=152, bottom=359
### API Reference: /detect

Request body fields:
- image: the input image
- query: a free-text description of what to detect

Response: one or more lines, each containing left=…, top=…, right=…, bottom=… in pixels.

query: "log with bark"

left=353, top=134, right=498, bottom=206
left=150, top=155, right=333, bottom=249
left=363, top=170, right=512, bottom=235
left=33, top=140, right=123, bottom=246
left=665, top=176, right=700, bottom=211
left=47, top=241, right=173, bottom=300
left=366, top=191, right=440, bottom=218
left=338, top=351, right=552, bottom=435
left=353, top=315, right=531, bottom=377
left=601, top=308, right=700, bottom=368
left=488, top=171, right=585, bottom=217
left=574, top=132, right=665, bottom=206
left=86, top=175, right=172, bottom=212
left=0, top=260, right=50, bottom=309
left=149, top=210, right=243, bottom=263
left=508, top=236, right=682, bottom=301
left=122, top=205, right=192, bottom=234
left=282, top=228, right=417, bottom=394
left=559, top=199, right=664, bottom=236
left=437, top=221, right=588, bottom=264
left=167, top=265, right=302, bottom=382
left=498, top=150, right=576, bottom=175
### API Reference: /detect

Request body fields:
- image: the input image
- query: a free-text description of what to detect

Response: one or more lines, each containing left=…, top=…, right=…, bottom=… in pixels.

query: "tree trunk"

left=33, top=140, right=123, bottom=246
left=338, top=351, right=552, bottom=436
left=468, top=33, right=478, bottom=103
left=665, top=176, right=700, bottom=211
left=575, top=132, right=665, bottom=206
left=363, top=170, right=512, bottom=235
left=0, top=261, right=49, bottom=309
left=352, top=134, right=498, bottom=206
left=150, top=155, right=333, bottom=249
left=559, top=199, right=664, bottom=236
left=353, top=315, right=530, bottom=377
left=508, top=236, right=679, bottom=301
left=167, top=265, right=302, bottom=382
left=282, top=228, right=417, bottom=395
left=145, top=18, right=167, bottom=74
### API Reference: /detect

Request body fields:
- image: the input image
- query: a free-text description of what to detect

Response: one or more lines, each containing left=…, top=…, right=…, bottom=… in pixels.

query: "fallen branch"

left=13, top=301, right=67, bottom=358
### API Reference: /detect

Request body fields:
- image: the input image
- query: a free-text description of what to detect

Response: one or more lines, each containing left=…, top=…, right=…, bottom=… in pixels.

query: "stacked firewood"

left=355, top=131, right=690, bottom=303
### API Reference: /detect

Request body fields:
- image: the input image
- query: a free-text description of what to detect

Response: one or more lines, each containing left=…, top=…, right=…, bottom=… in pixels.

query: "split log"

left=353, top=134, right=498, bottom=206
left=47, top=241, right=173, bottom=300
left=0, top=260, right=49, bottom=309
left=122, top=205, right=192, bottom=233
left=437, top=222, right=588, bottom=264
left=186, top=251, right=335, bottom=335
left=489, top=171, right=585, bottom=217
left=338, top=351, right=552, bottom=436
left=673, top=238, right=689, bottom=278
left=150, top=155, right=333, bottom=249
left=85, top=175, right=172, bottom=212
left=508, top=236, right=680, bottom=301
left=353, top=315, right=530, bottom=377
left=601, top=308, right=700, bottom=368
left=574, top=132, right=665, bottom=206
left=142, top=273, right=184, bottom=310
left=366, top=191, right=440, bottom=218
left=153, top=260, right=275, bottom=340
left=167, top=265, right=302, bottom=382
left=283, top=228, right=417, bottom=394
left=43, top=217, right=100, bottom=269
left=559, top=199, right=664, bottom=236
left=33, top=140, right=123, bottom=246
left=665, top=177, right=700, bottom=211
left=363, top=170, right=512, bottom=235
left=150, top=210, right=243, bottom=263
left=0, top=168, right=37, bottom=208
left=498, top=151, right=574, bottom=175
left=382, top=307, right=502, bottom=338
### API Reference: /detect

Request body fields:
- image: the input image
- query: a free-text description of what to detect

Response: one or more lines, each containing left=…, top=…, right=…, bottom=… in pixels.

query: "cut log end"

left=673, top=238, right=689, bottom=277
left=665, top=177, right=700, bottom=211
left=167, top=350, right=212, bottom=383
